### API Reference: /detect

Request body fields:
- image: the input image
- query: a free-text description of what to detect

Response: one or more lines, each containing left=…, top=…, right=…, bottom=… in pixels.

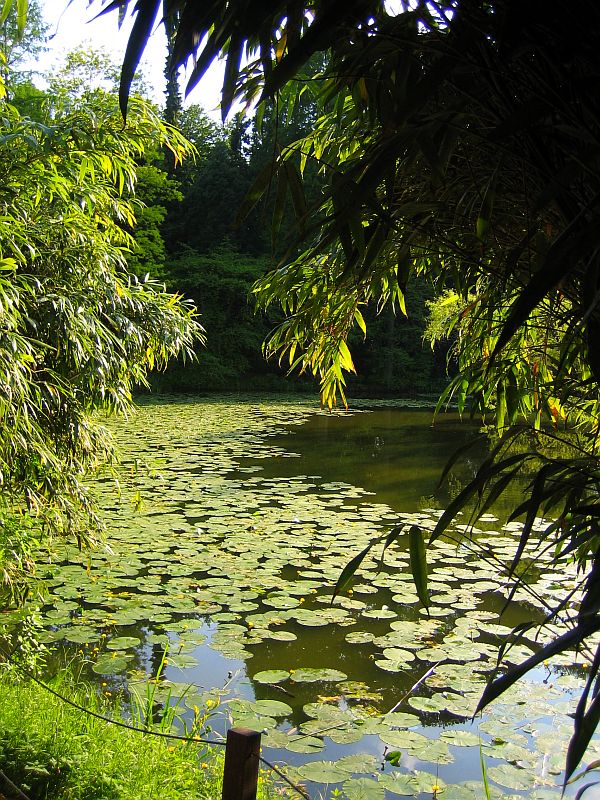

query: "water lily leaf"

left=297, top=761, right=349, bottom=783
left=328, top=727, right=365, bottom=744
left=342, top=777, right=385, bottom=800
left=382, top=648, right=416, bottom=663
left=380, top=730, right=428, bottom=749
left=439, top=785, right=478, bottom=800
left=487, top=764, right=534, bottom=791
left=266, top=630, right=297, bottom=641
left=285, top=735, right=325, bottom=753
left=345, top=631, right=375, bottom=644
left=337, top=754, right=380, bottom=773
left=382, top=712, right=420, bottom=727
left=378, top=772, right=418, bottom=795
left=362, top=608, right=397, bottom=619
left=92, top=656, right=129, bottom=675
left=411, top=771, right=446, bottom=793
left=106, top=636, right=141, bottom=650
left=411, top=738, right=453, bottom=763
left=290, top=668, right=348, bottom=683
left=37, top=629, right=66, bottom=643
left=232, top=714, right=278, bottom=730
left=64, top=628, right=102, bottom=644
left=263, top=595, right=301, bottom=609
left=303, top=702, right=349, bottom=720
left=261, top=729, right=295, bottom=749
left=166, top=653, right=198, bottom=669
left=408, top=695, right=448, bottom=713
left=253, top=670, right=290, bottom=684
left=249, top=699, right=293, bottom=717
left=374, top=659, right=412, bottom=673
left=440, top=730, right=481, bottom=747
left=352, top=583, right=378, bottom=595
left=295, top=611, right=330, bottom=627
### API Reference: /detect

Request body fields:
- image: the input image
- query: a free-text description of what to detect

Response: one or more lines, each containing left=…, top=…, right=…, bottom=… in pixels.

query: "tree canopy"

left=97, top=0, right=600, bottom=781
left=4, top=0, right=600, bottom=783
left=0, top=14, right=204, bottom=596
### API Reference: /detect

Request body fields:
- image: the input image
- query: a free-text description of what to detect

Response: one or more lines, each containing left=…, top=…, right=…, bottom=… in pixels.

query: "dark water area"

left=28, top=398, right=591, bottom=799
left=247, top=407, right=512, bottom=516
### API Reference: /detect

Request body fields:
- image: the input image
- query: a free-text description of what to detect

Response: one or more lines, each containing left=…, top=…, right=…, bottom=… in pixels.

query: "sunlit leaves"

left=0, top=93, right=203, bottom=590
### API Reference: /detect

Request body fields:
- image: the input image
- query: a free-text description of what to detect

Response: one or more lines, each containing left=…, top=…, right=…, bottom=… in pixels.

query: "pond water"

left=25, top=396, right=600, bottom=799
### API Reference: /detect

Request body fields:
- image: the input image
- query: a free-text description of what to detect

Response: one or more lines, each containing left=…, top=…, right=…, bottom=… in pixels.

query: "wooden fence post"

left=221, top=727, right=262, bottom=800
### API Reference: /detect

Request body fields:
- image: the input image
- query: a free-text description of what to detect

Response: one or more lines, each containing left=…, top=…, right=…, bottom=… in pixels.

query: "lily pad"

left=362, top=608, right=397, bottom=620
left=337, top=754, right=380, bottom=773
left=106, top=636, right=142, bottom=650
left=487, top=764, right=534, bottom=791
left=342, top=777, right=385, bottom=800
left=440, top=730, right=481, bottom=747
left=249, top=699, right=293, bottom=717
left=92, top=656, right=129, bottom=675
left=284, top=735, right=324, bottom=753
left=253, top=670, right=290, bottom=684
left=290, top=668, right=348, bottom=683
left=345, top=631, right=375, bottom=644
left=297, top=761, right=349, bottom=783
left=378, top=772, right=418, bottom=795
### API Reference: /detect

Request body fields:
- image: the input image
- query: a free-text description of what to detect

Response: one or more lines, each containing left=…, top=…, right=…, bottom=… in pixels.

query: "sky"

left=37, top=1, right=225, bottom=118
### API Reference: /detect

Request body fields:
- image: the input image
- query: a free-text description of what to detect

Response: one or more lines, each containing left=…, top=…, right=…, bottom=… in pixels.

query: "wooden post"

left=221, top=727, right=261, bottom=800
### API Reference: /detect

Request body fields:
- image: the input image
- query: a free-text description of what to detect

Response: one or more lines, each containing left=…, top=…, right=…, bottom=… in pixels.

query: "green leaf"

left=408, top=525, right=429, bottom=609
left=0, top=0, right=13, bottom=25
left=118, top=0, right=161, bottom=117
left=221, top=34, right=243, bottom=122
left=332, top=543, right=374, bottom=601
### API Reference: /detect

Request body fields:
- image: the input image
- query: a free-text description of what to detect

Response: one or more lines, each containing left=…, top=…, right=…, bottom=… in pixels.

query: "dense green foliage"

left=0, top=667, right=283, bottom=800
left=102, top=0, right=600, bottom=782
left=0, top=26, right=203, bottom=594
left=135, top=92, right=444, bottom=395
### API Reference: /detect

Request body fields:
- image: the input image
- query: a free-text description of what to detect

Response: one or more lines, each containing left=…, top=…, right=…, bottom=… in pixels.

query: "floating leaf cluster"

left=14, top=398, right=600, bottom=798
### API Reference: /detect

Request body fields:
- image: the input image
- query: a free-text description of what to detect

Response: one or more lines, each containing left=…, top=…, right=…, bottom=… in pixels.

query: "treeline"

left=14, top=45, right=449, bottom=398
left=142, top=99, right=449, bottom=396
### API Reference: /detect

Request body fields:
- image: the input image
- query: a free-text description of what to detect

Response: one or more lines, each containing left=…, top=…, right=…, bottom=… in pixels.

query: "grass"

left=0, top=668, right=285, bottom=800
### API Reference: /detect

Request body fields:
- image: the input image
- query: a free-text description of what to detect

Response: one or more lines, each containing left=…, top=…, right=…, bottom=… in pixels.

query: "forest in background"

left=2, top=0, right=600, bottom=789
left=9, top=16, right=448, bottom=399
left=138, top=94, right=450, bottom=397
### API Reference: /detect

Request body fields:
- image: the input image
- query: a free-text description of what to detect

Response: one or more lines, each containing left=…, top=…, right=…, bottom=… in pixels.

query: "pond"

left=24, top=396, right=599, bottom=799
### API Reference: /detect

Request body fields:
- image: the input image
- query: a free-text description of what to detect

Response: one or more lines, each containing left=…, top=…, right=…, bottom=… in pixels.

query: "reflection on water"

left=31, top=398, right=590, bottom=798
left=249, top=408, right=491, bottom=512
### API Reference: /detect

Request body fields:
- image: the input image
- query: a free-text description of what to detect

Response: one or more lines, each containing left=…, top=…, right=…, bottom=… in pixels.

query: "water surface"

left=28, top=396, right=594, bottom=799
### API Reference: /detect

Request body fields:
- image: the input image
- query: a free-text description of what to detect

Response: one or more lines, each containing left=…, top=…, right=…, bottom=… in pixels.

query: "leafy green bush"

left=0, top=670, right=280, bottom=800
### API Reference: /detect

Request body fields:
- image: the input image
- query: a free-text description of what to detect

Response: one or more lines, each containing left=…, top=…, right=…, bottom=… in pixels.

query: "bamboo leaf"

left=236, top=161, right=276, bottom=223
left=508, top=466, right=549, bottom=578
left=0, top=0, right=13, bottom=25
left=492, top=218, right=600, bottom=359
left=332, top=544, right=373, bottom=602
left=436, top=435, right=486, bottom=490
left=567, top=692, right=600, bottom=785
left=575, top=782, right=600, bottom=800
left=15, top=0, right=26, bottom=34
left=284, top=161, right=308, bottom=232
left=271, top=167, right=289, bottom=251
left=476, top=623, right=599, bottom=715
left=221, top=34, right=243, bottom=121
left=408, top=525, right=429, bottom=609
left=119, top=0, right=161, bottom=117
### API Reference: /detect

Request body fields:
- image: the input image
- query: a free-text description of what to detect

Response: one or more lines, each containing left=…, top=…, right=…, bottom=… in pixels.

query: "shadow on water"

left=244, top=408, right=493, bottom=513
left=33, top=399, right=588, bottom=798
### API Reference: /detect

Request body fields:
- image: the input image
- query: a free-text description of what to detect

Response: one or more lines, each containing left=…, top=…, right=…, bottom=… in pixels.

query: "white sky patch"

left=37, top=1, right=225, bottom=119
